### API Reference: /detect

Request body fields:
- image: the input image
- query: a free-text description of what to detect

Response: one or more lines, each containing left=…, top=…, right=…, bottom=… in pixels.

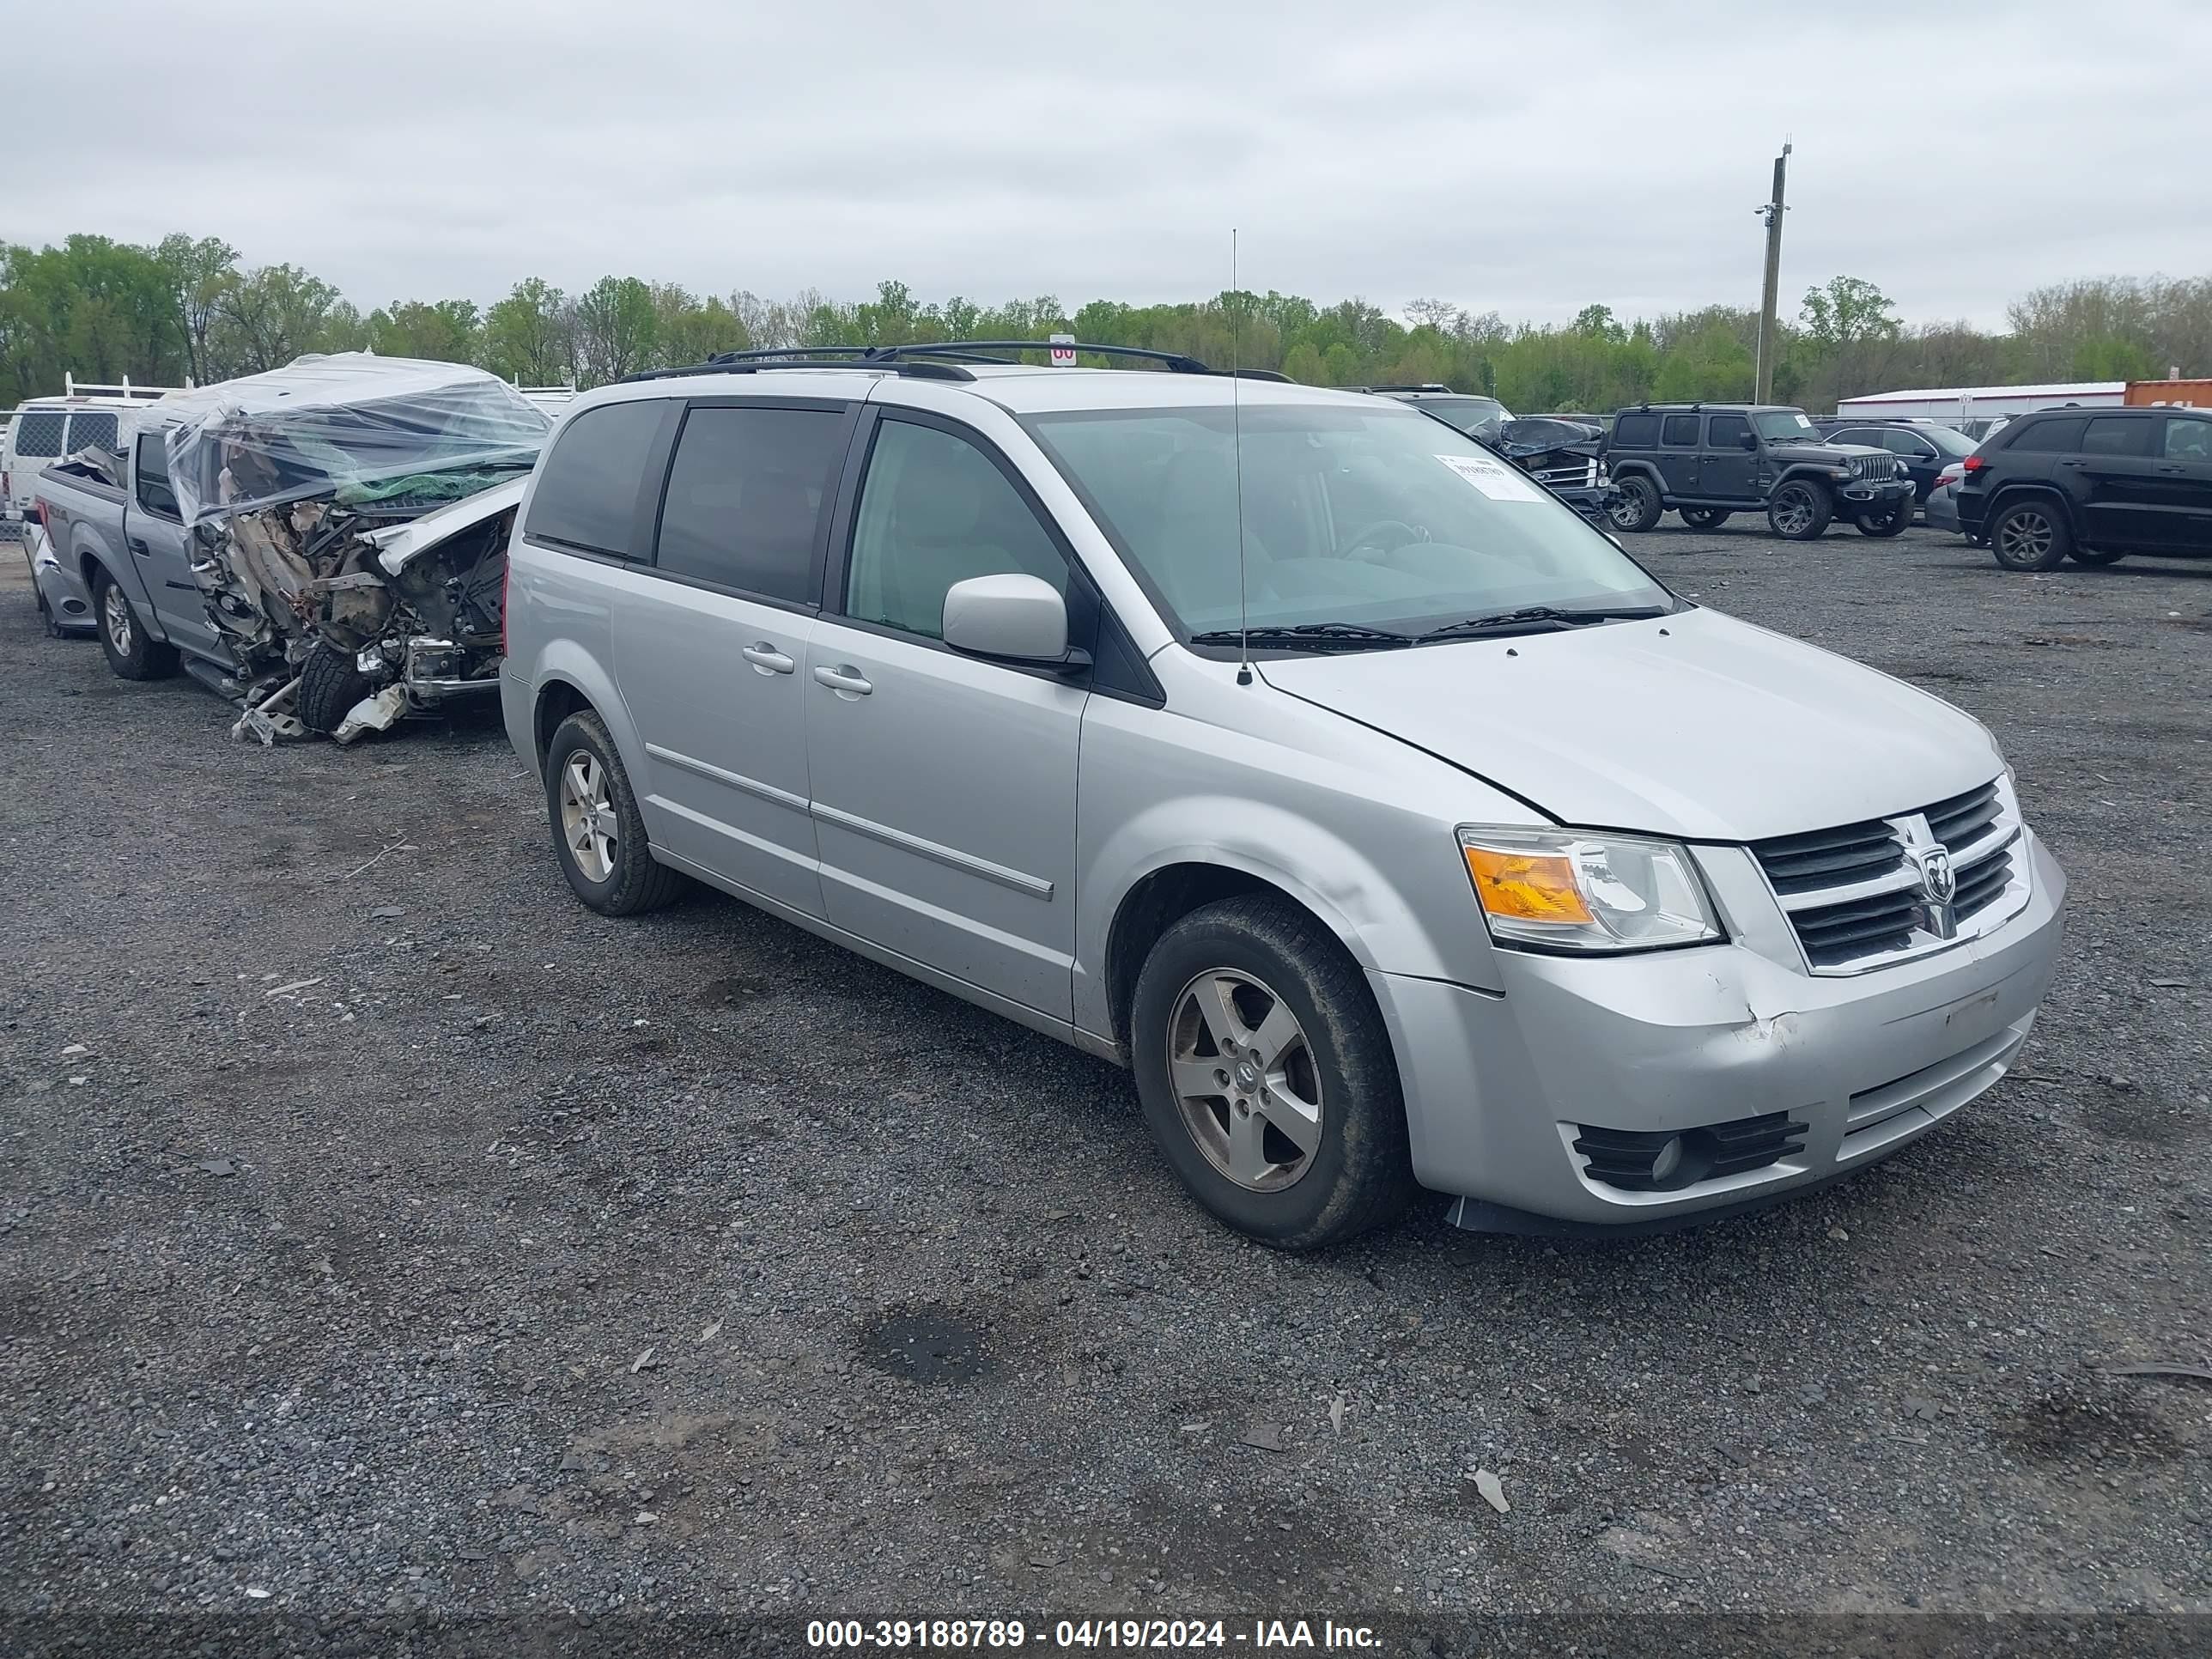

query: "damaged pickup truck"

left=33, top=353, right=548, bottom=742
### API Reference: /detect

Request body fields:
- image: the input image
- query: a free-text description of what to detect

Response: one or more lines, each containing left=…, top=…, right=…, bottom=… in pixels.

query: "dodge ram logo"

left=1908, top=843, right=1957, bottom=907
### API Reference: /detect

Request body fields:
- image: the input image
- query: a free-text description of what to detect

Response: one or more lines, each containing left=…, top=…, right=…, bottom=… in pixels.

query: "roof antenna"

left=1231, top=228, right=1252, bottom=686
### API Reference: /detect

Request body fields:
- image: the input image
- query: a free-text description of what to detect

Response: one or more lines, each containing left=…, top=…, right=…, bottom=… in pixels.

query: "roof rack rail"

left=1357, top=382, right=1455, bottom=394
left=623, top=339, right=1291, bottom=386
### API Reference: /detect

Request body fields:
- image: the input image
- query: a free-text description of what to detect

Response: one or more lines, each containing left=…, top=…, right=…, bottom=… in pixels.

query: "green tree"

left=366, top=298, right=480, bottom=362
left=1798, top=276, right=1901, bottom=407
left=207, top=263, right=362, bottom=375
left=481, top=278, right=574, bottom=386
left=573, top=276, right=657, bottom=385
left=155, top=233, right=240, bottom=385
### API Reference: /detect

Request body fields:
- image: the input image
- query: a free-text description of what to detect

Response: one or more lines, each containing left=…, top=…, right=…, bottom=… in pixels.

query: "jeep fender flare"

left=1770, top=462, right=1844, bottom=493
left=1608, top=459, right=1665, bottom=493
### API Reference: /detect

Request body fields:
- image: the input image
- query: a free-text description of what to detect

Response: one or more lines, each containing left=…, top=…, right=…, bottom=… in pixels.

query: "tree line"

left=3, top=232, right=2206, bottom=416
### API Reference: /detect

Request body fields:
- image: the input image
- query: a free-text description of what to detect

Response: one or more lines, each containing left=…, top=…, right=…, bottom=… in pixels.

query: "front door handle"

left=2156, top=464, right=2186, bottom=474
left=128, top=537, right=151, bottom=556
left=812, top=663, right=872, bottom=696
left=740, top=642, right=794, bottom=675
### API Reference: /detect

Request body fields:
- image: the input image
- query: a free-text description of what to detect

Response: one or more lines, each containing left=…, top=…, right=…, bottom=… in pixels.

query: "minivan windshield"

left=1024, top=402, right=1674, bottom=644
left=1404, top=395, right=1510, bottom=436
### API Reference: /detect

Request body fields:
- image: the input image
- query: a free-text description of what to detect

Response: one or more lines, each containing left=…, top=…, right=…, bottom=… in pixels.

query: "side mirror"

left=942, top=574, right=1084, bottom=671
left=1738, top=431, right=1758, bottom=451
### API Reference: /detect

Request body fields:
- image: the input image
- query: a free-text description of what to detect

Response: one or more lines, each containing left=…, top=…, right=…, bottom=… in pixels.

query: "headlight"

left=1455, top=826, right=1723, bottom=954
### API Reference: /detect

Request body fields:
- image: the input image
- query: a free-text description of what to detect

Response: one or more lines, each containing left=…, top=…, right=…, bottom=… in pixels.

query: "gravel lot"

left=2, top=526, right=2207, bottom=1650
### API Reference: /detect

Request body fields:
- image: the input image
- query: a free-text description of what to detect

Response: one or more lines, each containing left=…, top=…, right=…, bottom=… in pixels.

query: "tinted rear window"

left=11, top=410, right=65, bottom=458
left=2081, top=416, right=2149, bottom=457
left=66, top=410, right=119, bottom=453
left=2006, top=417, right=2087, bottom=453
left=1613, top=412, right=1660, bottom=447
left=524, top=401, right=666, bottom=556
left=653, top=405, right=847, bottom=601
left=1661, top=415, right=1700, bottom=446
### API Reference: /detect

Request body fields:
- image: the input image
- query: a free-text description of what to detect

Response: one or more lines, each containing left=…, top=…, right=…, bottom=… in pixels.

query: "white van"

left=2, top=377, right=184, bottom=525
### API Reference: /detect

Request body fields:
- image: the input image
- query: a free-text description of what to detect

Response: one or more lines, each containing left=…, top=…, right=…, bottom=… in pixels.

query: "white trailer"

left=1834, top=381, right=2126, bottom=423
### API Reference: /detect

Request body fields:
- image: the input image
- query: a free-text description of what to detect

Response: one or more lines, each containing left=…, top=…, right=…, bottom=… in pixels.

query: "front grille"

left=1750, top=817, right=1901, bottom=895
left=1925, top=781, right=2000, bottom=848
left=1750, top=776, right=2027, bottom=975
left=1849, top=453, right=1902, bottom=482
left=1529, top=456, right=1600, bottom=488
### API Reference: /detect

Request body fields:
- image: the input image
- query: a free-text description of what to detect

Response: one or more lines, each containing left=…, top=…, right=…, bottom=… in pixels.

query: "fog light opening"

left=1648, top=1134, right=1686, bottom=1184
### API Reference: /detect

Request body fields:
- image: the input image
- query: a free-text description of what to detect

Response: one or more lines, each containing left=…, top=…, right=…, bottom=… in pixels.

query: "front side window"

left=1025, top=402, right=1671, bottom=641
left=1879, top=428, right=1938, bottom=459
left=524, top=400, right=666, bottom=557
left=654, top=405, right=846, bottom=602
left=135, top=433, right=180, bottom=519
left=845, top=419, right=1067, bottom=640
left=1706, top=414, right=1751, bottom=448
left=2160, top=418, right=2210, bottom=461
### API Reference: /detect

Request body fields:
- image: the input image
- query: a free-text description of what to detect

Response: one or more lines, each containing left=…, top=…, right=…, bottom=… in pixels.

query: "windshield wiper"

left=1414, top=605, right=1670, bottom=642
left=1188, top=622, right=1414, bottom=650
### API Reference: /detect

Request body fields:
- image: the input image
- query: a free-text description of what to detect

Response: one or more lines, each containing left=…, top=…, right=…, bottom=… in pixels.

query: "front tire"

left=1989, top=500, right=2069, bottom=572
left=1678, top=507, right=1731, bottom=530
left=544, top=710, right=687, bottom=916
left=94, top=569, right=179, bottom=681
left=295, top=639, right=376, bottom=734
left=1855, top=500, right=1911, bottom=537
left=2067, top=546, right=2126, bottom=566
left=1606, top=475, right=1664, bottom=533
left=1129, top=895, right=1416, bottom=1251
left=1767, top=479, right=1832, bottom=540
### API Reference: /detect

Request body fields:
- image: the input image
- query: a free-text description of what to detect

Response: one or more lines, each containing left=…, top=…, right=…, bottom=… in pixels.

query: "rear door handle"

left=2156, top=464, right=2186, bottom=474
left=740, top=642, right=794, bottom=675
left=128, top=537, right=151, bottom=556
left=812, top=663, right=872, bottom=696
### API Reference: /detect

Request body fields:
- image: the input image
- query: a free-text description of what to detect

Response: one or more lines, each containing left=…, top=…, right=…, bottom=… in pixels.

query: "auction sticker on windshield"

left=1434, top=452, right=1546, bottom=502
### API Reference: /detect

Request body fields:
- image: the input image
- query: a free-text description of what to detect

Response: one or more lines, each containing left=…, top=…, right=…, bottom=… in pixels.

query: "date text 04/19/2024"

left=805, top=1620, right=1384, bottom=1650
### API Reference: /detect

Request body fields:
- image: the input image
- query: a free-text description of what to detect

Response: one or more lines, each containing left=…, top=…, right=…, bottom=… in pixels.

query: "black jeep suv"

left=1956, top=404, right=2212, bottom=570
left=1604, top=404, right=1914, bottom=540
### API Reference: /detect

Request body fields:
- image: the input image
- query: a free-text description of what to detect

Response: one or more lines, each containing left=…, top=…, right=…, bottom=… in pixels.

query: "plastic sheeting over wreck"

left=159, top=352, right=549, bottom=530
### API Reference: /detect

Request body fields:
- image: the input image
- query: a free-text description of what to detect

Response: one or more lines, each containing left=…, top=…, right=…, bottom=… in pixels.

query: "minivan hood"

left=1258, top=608, right=2001, bottom=842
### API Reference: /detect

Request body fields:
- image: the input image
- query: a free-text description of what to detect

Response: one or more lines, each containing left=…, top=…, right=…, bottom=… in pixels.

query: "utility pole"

left=1753, top=143, right=1791, bottom=404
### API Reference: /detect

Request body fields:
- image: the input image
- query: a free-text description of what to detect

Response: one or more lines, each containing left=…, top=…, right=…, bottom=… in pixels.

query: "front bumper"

left=1375, top=831, right=2067, bottom=1229
left=1838, top=475, right=1914, bottom=506
left=1549, top=483, right=1617, bottom=524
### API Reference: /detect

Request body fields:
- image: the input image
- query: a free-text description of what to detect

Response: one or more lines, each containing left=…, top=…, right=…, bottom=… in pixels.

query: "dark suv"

left=1813, top=417, right=1980, bottom=508
left=1956, top=404, right=2212, bottom=570
left=1605, top=404, right=1913, bottom=540
left=1364, top=386, right=1614, bottom=524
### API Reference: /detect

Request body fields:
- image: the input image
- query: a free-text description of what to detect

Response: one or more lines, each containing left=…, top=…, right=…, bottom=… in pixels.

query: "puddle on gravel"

left=859, top=1311, right=994, bottom=1382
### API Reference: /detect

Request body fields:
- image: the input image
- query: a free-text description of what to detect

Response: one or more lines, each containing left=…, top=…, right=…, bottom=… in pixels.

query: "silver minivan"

left=500, top=346, right=2066, bottom=1249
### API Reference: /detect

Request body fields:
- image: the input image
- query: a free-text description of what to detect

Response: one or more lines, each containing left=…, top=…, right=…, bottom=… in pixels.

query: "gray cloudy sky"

left=14, top=0, right=2209, bottom=328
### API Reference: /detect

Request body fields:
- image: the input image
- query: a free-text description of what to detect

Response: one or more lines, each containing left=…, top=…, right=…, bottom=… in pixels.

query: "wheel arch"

left=524, top=642, right=644, bottom=776
left=1098, top=855, right=1390, bottom=1059
left=1984, top=481, right=2080, bottom=537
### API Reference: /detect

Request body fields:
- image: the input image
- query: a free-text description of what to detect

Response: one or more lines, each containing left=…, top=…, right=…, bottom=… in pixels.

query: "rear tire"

left=296, top=639, right=376, bottom=734
left=1766, top=479, right=1832, bottom=541
left=1129, top=894, right=1417, bottom=1251
left=2066, top=546, right=2125, bottom=566
left=544, top=710, right=687, bottom=917
left=1677, top=507, right=1731, bottom=530
left=1989, top=499, right=2069, bottom=572
left=1855, top=501, right=1911, bottom=537
left=94, top=569, right=179, bottom=681
left=1606, top=475, right=1664, bottom=532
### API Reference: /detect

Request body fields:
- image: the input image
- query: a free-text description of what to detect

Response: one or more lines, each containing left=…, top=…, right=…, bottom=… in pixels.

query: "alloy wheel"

left=1997, top=510, right=2054, bottom=564
left=103, top=585, right=132, bottom=655
left=1606, top=483, right=1646, bottom=530
left=1773, top=485, right=1815, bottom=537
left=1165, top=968, right=1323, bottom=1193
left=558, top=752, right=617, bottom=882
